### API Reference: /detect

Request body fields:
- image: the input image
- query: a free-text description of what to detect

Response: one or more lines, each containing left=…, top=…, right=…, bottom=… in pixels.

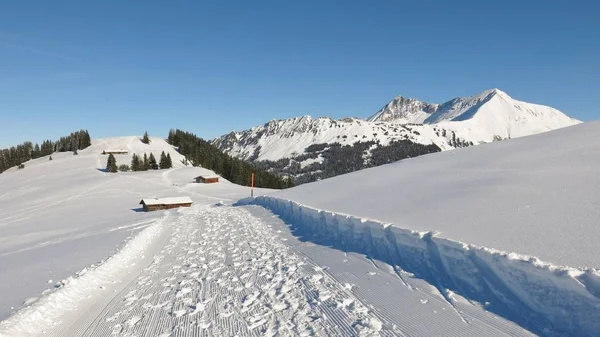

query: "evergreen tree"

left=159, top=151, right=168, bottom=169
left=143, top=153, right=150, bottom=171
left=118, top=164, right=130, bottom=172
left=149, top=153, right=158, bottom=170
left=0, top=129, right=92, bottom=174
left=33, top=144, right=41, bottom=159
left=166, top=129, right=288, bottom=189
left=131, top=154, right=141, bottom=171
left=142, top=131, right=150, bottom=144
left=106, top=154, right=118, bottom=173
left=166, top=153, right=172, bottom=169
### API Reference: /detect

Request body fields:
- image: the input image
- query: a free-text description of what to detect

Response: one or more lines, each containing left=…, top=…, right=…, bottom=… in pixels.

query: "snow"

left=2, top=128, right=599, bottom=336
left=213, top=116, right=450, bottom=161
left=299, top=156, right=324, bottom=168
left=0, top=204, right=537, bottom=337
left=268, top=120, right=598, bottom=269
left=368, top=95, right=437, bottom=124
left=429, top=89, right=581, bottom=143
left=140, top=196, right=193, bottom=206
left=237, top=197, right=600, bottom=336
left=0, top=136, right=266, bottom=320
left=214, top=89, right=579, bottom=162
left=195, top=174, right=219, bottom=179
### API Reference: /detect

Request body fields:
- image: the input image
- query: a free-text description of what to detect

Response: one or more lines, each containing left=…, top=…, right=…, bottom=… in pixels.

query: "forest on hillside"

left=252, top=139, right=441, bottom=185
left=168, top=129, right=292, bottom=189
left=0, top=130, right=92, bottom=173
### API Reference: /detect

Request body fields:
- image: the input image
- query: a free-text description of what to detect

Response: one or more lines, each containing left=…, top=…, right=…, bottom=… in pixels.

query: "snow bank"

left=0, top=212, right=170, bottom=337
left=236, top=196, right=600, bottom=337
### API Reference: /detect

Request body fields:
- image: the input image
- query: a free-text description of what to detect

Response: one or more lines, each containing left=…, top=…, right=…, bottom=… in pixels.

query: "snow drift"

left=236, top=196, right=600, bottom=337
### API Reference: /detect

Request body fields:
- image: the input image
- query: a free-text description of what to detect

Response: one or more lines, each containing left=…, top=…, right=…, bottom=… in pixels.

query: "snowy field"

left=1, top=127, right=599, bottom=336
left=272, top=121, right=600, bottom=269
left=0, top=137, right=264, bottom=321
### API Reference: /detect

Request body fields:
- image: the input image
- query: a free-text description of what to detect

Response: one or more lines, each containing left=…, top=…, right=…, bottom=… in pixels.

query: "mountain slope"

left=368, top=96, right=438, bottom=123
left=0, top=135, right=277, bottom=320
left=239, top=120, right=600, bottom=336
left=212, top=116, right=455, bottom=162
left=369, top=88, right=580, bottom=142
left=212, top=89, right=580, bottom=185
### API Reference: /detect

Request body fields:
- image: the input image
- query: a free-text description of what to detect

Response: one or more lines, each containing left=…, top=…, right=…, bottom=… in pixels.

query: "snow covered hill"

left=0, top=134, right=541, bottom=337
left=267, top=120, right=596, bottom=269
left=0, top=135, right=265, bottom=322
left=237, top=120, right=600, bottom=336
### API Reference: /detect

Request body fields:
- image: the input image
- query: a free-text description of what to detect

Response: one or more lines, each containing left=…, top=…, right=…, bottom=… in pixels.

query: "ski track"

left=77, top=205, right=388, bottom=337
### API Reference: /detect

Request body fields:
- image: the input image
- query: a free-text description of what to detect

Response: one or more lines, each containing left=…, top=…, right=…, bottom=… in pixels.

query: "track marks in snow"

left=82, top=205, right=389, bottom=336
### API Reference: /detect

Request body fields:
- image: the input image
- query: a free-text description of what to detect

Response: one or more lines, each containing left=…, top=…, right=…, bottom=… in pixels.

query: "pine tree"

left=149, top=153, right=158, bottom=170
left=143, top=153, right=149, bottom=171
left=131, top=154, right=141, bottom=171
left=159, top=151, right=168, bottom=169
left=106, top=154, right=118, bottom=173
left=33, top=144, right=41, bottom=159
left=166, top=153, right=172, bottom=168
left=142, top=131, right=150, bottom=144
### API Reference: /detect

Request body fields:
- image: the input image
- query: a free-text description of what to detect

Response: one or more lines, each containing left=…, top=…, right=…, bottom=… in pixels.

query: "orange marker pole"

left=251, top=172, right=255, bottom=197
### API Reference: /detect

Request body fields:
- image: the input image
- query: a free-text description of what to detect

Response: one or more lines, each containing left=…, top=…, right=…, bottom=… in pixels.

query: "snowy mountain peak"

left=482, top=88, right=506, bottom=96
left=368, top=95, right=438, bottom=124
left=213, top=88, right=580, bottom=166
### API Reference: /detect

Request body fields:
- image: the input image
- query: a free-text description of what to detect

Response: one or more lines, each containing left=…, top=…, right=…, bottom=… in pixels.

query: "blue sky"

left=0, top=0, right=598, bottom=147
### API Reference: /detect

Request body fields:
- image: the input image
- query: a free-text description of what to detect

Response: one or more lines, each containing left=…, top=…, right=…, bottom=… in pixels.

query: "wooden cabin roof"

left=139, top=196, right=193, bottom=206
left=195, top=175, right=219, bottom=179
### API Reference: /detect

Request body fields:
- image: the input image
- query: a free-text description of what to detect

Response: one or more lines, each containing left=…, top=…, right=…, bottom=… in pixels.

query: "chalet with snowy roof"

left=103, top=149, right=128, bottom=155
left=195, top=175, right=219, bottom=184
left=139, top=196, right=193, bottom=212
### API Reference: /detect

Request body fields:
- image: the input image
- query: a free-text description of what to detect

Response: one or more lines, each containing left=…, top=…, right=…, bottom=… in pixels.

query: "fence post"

left=251, top=172, right=254, bottom=197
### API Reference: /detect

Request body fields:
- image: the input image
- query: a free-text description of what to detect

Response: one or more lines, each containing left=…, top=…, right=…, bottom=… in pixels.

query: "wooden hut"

left=103, top=149, right=128, bottom=155
left=195, top=175, right=219, bottom=184
left=139, top=196, right=193, bottom=212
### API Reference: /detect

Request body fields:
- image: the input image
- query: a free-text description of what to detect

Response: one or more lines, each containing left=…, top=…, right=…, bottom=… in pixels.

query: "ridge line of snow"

left=235, top=196, right=600, bottom=337
left=0, top=211, right=173, bottom=337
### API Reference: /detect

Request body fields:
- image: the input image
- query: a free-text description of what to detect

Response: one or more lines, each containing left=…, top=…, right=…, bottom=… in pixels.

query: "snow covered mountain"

left=367, top=96, right=438, bottom=124
left=369, top=88, right=580, bottom=141
left=212, top=89, right=580, bottom=184
left=212, top=116, right=456, bottom=162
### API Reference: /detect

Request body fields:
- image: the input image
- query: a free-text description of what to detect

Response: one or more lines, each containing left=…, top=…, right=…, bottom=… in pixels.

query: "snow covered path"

left=1, top=204, right=539, bottom=336
left=44, top=205, right=387, bottom=337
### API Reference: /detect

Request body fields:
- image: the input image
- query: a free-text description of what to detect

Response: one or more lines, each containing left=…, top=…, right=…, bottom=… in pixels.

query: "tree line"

left=0, top=130, right=91, bottom=173
left=106, top=151, right=173, bottom=173
left=167, top=129, right=292, bottom=189
left=252, top=139, right=441, bottom=185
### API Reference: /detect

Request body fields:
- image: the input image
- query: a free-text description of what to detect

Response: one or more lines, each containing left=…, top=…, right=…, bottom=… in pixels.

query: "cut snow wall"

left=236, top=196, right=600, bottom=337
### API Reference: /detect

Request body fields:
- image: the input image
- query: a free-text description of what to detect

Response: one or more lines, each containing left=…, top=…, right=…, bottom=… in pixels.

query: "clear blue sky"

left=0, top=0, right=598, bottom=147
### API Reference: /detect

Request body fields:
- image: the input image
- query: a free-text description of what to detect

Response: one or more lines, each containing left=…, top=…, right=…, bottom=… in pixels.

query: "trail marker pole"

left=251, top=172, right=254, bottom=197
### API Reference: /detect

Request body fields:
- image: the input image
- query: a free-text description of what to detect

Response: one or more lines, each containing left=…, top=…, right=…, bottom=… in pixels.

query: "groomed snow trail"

left=78, top=205, right=387, bottom=336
